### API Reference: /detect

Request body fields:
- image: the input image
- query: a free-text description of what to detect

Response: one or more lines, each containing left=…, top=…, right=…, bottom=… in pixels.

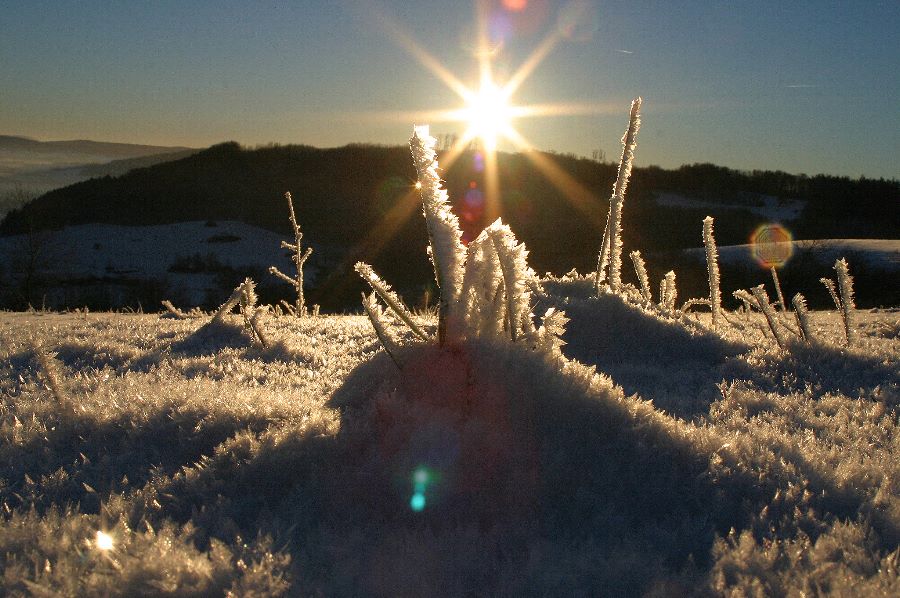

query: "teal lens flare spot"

left=410, top=492, right=426, bottom=512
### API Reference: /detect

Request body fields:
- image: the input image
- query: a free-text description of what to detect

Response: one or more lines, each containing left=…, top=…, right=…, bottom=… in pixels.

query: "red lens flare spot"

left=503, top=0, right=528, bottom=11
left=750, top=224, right=794, bottom=268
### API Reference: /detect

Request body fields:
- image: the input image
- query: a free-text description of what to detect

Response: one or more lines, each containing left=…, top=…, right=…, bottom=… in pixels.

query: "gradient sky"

left=2, top=1, right=898, bottom=179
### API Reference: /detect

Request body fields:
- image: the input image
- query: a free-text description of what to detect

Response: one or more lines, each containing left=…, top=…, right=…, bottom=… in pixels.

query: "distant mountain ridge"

left=0, top=135, right=193, bottom=159
left=0, top=134, right=199, bottom=203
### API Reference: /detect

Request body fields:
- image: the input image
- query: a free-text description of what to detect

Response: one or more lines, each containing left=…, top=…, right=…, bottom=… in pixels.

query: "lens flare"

left=502, top=0, right=528, bottom=11
left=410, top=492, right=426, bottom=512
left=410, top=466, right=435, bottom=512
left=750, top=224, right=794, bottom=268
left=95, top=530, right=114, bottom=551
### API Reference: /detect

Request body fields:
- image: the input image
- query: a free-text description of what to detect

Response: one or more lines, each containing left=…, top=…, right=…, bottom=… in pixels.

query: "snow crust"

left=1, top=284, right=898, bottom=594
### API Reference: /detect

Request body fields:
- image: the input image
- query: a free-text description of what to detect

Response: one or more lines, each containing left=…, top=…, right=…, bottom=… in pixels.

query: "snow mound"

left=538, top=272, right=749, bottom=417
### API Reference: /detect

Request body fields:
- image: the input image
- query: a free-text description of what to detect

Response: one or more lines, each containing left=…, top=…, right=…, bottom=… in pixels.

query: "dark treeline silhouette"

left=1, top=142, right=897, bottom=311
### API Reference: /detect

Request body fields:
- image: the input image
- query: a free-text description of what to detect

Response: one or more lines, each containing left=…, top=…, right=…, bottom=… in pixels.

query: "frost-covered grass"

left=1, top=294, right=898, bottom=596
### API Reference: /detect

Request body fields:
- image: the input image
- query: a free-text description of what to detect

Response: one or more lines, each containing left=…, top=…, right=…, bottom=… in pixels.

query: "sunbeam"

left=367, top=0, right=622, bottom=235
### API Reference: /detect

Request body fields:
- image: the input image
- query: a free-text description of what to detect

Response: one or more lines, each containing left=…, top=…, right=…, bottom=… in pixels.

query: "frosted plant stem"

left=596, top=97, right=641, bottom=295
left=161, top=300, right=188, bottom=319
left=608, top=195, right=625, bottom=293
left=770, top=267, right=786, bottom=311
left=702, top=216, right=721, bottom=329
left=361, top=293, right=401, bottom=368
left=36, top=347, right=70, bottom=410
left=244, top=308, right=269, bottom=349
left=733, top=289, right=759, bottom=311
left=792, top=293, right=813, bottom=343
left=490, top=232, right=520, bottom=342
left=269, top=191, right=312, bottom=317
left=278, top=300, right=296, bottom=317
left=663, top=270, right=677, bottom=316
left=594, top=212, right=612, bottom=293
left=356, top=262, right=429, bottom=341
left=212, top=285, right=244, bottom=323
left=630, top=250, right=652, bottom=303
left=834, top=258, right=855, bottom=346
left=751, top=284, right=786, bottom=350
left=821, top=277, right=841, bottom=313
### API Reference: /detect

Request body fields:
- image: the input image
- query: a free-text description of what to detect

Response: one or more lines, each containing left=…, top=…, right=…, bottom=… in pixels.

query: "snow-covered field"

left=0, top=221, right=309, bottom=308
left=2, top=276, right=898, bottom=595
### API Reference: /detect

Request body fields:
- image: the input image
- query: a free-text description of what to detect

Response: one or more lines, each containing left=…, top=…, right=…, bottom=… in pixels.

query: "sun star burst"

left=461, top=79, right=516, bottom=151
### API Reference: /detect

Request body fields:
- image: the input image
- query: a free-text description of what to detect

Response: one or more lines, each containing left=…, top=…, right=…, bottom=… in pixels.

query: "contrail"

left=615, top=49, right=634, bottom=54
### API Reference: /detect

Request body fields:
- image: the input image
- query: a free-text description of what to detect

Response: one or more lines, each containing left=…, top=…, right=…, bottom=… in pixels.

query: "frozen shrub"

left=269, top=191, right=313, bottom=317
left=358, top=127, right=564, bottom=355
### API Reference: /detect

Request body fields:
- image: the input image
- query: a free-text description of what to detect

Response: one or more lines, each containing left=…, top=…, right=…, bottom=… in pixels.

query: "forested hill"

left=2, top=141, right=897, bottom=271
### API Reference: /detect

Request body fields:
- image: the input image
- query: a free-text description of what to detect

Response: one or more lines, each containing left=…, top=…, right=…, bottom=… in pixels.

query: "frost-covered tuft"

left=359, top=126, right=563, bottom=356
left=410, top=126, right=466, bottom=343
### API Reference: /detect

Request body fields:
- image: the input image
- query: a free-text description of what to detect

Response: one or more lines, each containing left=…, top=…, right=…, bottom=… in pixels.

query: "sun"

left=462, top=78, right=516, bottom=151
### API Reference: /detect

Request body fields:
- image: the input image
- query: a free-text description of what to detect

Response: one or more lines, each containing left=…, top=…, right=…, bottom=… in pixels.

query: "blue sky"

left=1, top=1, right=898, bottom=178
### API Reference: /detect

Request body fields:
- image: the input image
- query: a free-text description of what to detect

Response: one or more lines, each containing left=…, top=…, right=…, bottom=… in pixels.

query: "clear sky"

left=2, top=1, right=898, bottom=179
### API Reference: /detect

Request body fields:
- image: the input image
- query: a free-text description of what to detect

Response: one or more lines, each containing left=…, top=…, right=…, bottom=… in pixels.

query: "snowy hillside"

left=0, top=221, right=323, bottom=308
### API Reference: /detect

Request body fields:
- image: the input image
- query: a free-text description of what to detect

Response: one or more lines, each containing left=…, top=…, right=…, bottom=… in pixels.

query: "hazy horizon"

left=2, top=1, right=898, bottom=179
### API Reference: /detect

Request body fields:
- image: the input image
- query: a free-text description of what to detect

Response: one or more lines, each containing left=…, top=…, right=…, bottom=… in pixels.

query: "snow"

left=0, top=220, right=316, bottom=307
left=0, top=220, right=295, bottom=279
left=656, top=191, right=807, bottom=221
left=1, top=280, right=898, bottom=595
